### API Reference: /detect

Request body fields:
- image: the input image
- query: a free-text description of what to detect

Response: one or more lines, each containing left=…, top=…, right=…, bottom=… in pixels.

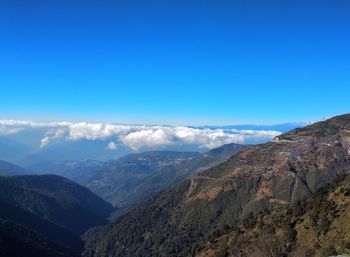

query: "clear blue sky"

left=0, top=0, right=349, bottom=125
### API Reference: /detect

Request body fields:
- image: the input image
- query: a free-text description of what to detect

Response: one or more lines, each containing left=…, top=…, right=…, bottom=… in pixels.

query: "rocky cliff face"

left=83, top=114, right=350, bottom=257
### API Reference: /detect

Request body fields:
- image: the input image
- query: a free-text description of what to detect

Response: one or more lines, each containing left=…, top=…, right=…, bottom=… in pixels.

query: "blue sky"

left=0, top=0, right=349, bottom=125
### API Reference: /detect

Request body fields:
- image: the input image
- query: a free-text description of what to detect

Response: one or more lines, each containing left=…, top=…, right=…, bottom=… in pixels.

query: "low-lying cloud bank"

left=0, top=120, right=285, bottom=150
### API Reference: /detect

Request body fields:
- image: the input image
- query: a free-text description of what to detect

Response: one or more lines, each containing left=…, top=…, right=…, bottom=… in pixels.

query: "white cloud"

left=0, top=119, right=282, bottom=150
left=0, top=120, right=70, bottom=128
left=0, top=126, right=24, bottom=135
left=40, top=136, right=50, bottom=148
left=107, top=141, right=117, bottom=150
left=121, top=128, right=176, bottom=150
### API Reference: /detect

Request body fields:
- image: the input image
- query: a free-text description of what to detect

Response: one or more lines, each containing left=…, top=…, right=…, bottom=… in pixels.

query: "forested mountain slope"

left=0, top=218, right=80, bottom=257
left=0, top=175, right=114, bottom=234
left=83, top=114, right=350, bottom=257
left=194, top=175, right=350, bottom=257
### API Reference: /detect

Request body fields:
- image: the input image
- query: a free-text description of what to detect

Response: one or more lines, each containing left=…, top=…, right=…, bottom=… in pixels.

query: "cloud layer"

left=0, top=120, right=282, bottom=150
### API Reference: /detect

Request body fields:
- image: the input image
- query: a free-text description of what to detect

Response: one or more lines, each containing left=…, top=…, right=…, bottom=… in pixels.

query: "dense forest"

left=0, top=175, right=114, bottom=257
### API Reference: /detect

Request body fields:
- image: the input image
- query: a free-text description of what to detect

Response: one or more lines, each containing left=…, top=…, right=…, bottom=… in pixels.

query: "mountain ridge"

left=83, top=113, right=350, bottom=257
left=0, top=160, right=30, bottom=176
left=28, top=144, right=247, bottom=210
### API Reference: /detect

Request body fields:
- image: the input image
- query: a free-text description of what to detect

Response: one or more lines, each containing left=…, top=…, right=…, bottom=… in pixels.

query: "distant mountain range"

left=0, top=160, right=31, bottom=176
left=18, top=139, right=133, bottom=166
left=0, top=137, right=33, bottom=163
left=194, top=122, right=309, bottom=132
left=83, top=114, right=350, bottom=257
left=27, top=143, right=247, bottom=211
